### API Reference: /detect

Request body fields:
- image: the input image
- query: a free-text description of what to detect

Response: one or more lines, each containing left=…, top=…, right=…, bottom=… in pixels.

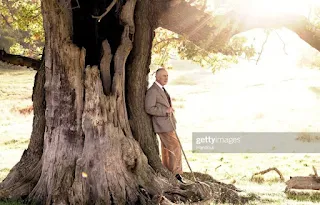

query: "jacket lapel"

left=152, top=83, right=170, bottom=107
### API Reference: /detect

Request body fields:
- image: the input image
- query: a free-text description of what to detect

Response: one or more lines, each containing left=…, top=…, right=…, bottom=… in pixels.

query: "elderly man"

left=145, top=68, right=184, bottom=183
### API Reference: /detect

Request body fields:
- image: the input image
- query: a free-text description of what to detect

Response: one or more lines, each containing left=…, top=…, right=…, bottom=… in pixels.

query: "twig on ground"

left=313, top=165, right=318, bottom=177
left=251, top=167, right=284, bottom=182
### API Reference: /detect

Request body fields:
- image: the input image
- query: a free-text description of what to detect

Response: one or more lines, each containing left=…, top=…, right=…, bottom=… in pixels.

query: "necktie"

left=162, top=87, right=172, bottom=107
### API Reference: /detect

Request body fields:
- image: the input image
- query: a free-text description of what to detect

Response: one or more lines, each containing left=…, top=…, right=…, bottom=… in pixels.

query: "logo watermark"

left=192, top=132, right=320, bottom=153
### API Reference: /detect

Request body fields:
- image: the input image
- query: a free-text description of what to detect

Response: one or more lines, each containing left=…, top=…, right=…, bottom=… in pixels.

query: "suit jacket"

left=145, top=82, right=177, bottom=133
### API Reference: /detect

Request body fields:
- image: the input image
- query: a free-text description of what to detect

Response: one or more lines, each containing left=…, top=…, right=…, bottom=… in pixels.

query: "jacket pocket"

left=155, top=116, right=172, bottom=127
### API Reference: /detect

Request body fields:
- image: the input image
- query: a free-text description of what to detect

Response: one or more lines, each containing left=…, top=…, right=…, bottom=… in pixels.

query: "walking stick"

left=169, top=114, right=197, bottom=182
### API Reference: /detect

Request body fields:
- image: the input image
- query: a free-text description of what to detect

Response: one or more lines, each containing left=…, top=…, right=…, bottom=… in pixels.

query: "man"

left=145, top=67, right=184, bottom=183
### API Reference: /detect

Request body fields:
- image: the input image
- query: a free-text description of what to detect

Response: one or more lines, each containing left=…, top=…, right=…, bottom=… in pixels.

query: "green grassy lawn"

left=1, top=61, right=320, bottom=204
left=0, top=62, right=35, bottom=190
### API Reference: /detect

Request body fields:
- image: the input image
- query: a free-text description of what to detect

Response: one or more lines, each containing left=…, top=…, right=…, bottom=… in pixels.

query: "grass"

left=0, top=200, right=27, bottom=205
left=0, top=63, right=35, bottom=144
left=1, top=138, right=30, bottom=149
left=1, top=61, right=320, bottom=204
left=296, top=132, right=320, bottom=142
left=0, top=62, right=35, bottom=195
left=287, top=191, right=320, bottom=202
left=170, top=75, right=197, bottom=85
left=166, top=62, right=320, bottom=204
left=250, top=174, right=283, bottom=184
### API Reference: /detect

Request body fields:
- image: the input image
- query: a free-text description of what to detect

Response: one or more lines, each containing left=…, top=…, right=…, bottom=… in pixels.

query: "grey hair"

left=153, top=67, right=166, bottom=76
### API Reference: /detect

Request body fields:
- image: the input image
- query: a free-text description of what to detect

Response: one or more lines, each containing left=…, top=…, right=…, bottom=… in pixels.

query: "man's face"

left=156, top=69, right=168, bottom=86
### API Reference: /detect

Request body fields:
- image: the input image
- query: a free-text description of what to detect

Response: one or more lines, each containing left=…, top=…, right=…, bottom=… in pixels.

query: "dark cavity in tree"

left=71, top=0, right=124, bottom=68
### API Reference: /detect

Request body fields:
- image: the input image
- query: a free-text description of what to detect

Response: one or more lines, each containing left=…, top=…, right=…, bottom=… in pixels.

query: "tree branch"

left=0, top=50, right=41, bottom=70
left=92, top=0, right=118, bottom=22
left=251, top=167, right=284, bottom=182
left=3, top=0, right=16, bottom=21
left=275, top=30, right=288, bottom=55
left=158, top=1, right=320, bottom=53
left=1, top=14, right=12, bottom=28
left=153, top=36, right=182, bottom=48
left=312, top=166, right=318, bottom=177
left=256, top=31, right=270, bottom=65
left=72, top=0, right=80, bottom=9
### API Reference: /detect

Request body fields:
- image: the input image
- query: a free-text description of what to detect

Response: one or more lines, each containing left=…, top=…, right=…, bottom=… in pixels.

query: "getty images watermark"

left=196, top=135, right=240, bottom=145
left=194, top=134, right=241, bottom=152
left=192, top=132, right=320, bottom=153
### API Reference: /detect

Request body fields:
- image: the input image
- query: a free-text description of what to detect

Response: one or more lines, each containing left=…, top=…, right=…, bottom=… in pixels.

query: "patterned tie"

left=162, top=87, right=172, bottom=107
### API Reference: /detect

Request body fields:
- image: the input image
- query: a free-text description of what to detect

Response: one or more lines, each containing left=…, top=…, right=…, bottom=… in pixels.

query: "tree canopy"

left=2, top=0, right=320, bottom=70
left=0, top=0, right=261, bottom=71
left=0, top=0, right=43, bottom=58
left=2, top=0, right=320, bottom=71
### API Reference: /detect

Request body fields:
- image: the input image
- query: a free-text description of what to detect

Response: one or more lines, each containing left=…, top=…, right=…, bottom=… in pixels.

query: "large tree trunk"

left=27, top=0, right=163, bottom=203
left=0, top=0, right=251, bottom=204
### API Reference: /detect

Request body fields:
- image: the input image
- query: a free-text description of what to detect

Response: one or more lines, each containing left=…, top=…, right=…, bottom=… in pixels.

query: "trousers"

left=157, top=131, right=182, bottom=174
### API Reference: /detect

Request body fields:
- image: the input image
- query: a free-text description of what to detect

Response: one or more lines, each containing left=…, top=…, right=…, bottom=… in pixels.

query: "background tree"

left=151, top=27, right=255, bottom=72
left=0, top=0, right=44, bottom=58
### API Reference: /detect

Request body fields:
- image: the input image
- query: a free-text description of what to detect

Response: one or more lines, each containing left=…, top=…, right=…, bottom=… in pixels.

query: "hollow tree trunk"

left=0, top=0, right=252, bottom=204
left=1, top=0, right=161, bottom=203
left=27, top=0, right=164, bottom=204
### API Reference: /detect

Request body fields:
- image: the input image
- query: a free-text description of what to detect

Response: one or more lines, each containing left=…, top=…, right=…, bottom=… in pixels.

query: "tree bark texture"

left=27, top=0, right=163, bottom=204
left=1, top=0, right=165, bottom=204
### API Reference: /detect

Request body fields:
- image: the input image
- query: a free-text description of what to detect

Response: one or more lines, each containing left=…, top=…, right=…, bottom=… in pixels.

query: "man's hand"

left=166, top=107, right=174, bottom=114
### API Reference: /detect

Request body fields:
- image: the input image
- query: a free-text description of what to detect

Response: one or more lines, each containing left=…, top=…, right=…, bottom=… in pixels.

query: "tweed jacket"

left=145, top=82, right=177, bottom=133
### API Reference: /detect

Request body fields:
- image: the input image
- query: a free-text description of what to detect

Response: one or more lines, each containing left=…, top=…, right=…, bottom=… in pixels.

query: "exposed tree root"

left=143, top=172, right=256, bottom=205
left=0, top=160, right=42, bottom=200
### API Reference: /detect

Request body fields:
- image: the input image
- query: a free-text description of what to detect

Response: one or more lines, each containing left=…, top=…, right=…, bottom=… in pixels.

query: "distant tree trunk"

left=0, top=0, right=251, bottom=204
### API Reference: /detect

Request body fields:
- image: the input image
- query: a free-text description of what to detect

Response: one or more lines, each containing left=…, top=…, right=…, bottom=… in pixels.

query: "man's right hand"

left=166, top=107, right=174, bottom=114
